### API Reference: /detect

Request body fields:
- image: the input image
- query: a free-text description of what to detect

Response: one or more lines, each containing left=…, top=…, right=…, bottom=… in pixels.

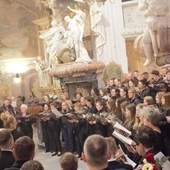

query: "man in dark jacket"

left=0, top=129, right=15, bottom=170
left=0, top=99, right=15, bottom=115
left=5, top=136, right=35, bottom=170
left=106, top=137, right=133, bottom=170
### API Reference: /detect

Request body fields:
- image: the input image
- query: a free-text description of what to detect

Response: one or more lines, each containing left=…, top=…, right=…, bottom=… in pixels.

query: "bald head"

left=83, top=134, right=109, bottom=168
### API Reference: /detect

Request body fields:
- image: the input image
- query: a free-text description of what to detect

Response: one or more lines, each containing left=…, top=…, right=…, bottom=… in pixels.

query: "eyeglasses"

left=132, top=143, right=140, bottom=149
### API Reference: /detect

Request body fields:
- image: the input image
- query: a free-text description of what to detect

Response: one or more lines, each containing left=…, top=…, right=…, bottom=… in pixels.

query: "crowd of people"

left=0, top=67, right=170, bottom=169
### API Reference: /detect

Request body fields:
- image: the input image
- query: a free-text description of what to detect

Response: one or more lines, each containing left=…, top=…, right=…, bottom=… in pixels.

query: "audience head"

left=13, top=136, right=35, bottom=161
left=0, top=129, right=14, bottom=150
left=20, top=160, right=44, bottom=170
left=82, top=134, right=109, bottom=169
left=2, top=109, right=11, bottom=115
left=0, top=114, right=17, bottom=129
left=105, top=137, right=118, bottom=158
left=59, top=152, right=78, bottom=170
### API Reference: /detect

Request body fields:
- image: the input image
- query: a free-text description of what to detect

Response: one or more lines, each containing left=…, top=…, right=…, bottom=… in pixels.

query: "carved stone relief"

left=122, top=1, right=145, bottom=39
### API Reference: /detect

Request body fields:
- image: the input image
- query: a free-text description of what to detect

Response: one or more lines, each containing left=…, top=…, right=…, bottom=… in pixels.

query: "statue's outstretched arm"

left=67, top=6, right=80, bottom=15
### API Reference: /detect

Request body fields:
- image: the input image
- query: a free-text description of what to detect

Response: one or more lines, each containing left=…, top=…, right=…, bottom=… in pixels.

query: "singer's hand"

left=166, top=116, right=170, bottom=124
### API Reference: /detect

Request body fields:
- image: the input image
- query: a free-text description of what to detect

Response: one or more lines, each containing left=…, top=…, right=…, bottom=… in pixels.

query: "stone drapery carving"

left=88, top=0, right=106, bottom=57
left=34, top=56, right=52, bottom=87
left=39, top=19, right=66, bottom=69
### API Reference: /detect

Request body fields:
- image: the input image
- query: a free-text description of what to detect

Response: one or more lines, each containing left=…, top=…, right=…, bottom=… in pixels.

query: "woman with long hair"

left=40, top=104, right=51, bottom=152
left=133, top=103, right=144, bottom=131
left=123, top=104, right=136, bottom=131
left=61, top=101, right=74, bottom=153
left=155, top=92, right=165, bottom=111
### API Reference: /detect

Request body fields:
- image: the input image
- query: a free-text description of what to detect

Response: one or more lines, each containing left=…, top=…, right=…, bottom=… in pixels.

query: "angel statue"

left=39, top=19, right=65, bottom=70
left=64, top=6, right=92, bottom=63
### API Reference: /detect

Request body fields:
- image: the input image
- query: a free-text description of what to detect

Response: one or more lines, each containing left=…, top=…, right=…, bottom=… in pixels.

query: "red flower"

left=152, top=164, right=158, bottom=170
left=145, top=153, right=154, bottom=163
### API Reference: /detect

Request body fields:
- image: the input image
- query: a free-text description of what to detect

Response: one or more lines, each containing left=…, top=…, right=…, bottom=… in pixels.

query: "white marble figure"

left=34, top=56, right=52, bottom=88
left=88, top=0, right=106, bottom=57
left=138, top=0, right=170, bottom=66
left=39, top=19, right=65, bottom=70
left=64, top=6, right=92, bottom=63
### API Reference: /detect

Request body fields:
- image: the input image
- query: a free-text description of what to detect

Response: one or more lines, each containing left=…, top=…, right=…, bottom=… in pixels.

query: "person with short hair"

left=18, top=104, right=33, bottom=139
left=128, top=88, right=142, bottom=106
left=0, top=99, right=15, bottom=115
left=105, top=137, right=133, bottom=170
left=5, top=136, right=35, bottom=170
left=82, top=134, right=109, bottom=170
left=20, top=160, right=44, bottom=170
left=59, top=152, right=78, bottom=170
left=0, top=129, right=15, bottom=170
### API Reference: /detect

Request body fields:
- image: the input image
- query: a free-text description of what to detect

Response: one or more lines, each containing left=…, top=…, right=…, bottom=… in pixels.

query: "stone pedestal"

left=49, top=61, right=105, bottom=99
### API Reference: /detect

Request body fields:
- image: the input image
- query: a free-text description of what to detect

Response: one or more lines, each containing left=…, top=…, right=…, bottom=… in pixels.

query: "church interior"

left=1, top=0, right=170, bottom=170
left=0, top=0, right=166, bottom=103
